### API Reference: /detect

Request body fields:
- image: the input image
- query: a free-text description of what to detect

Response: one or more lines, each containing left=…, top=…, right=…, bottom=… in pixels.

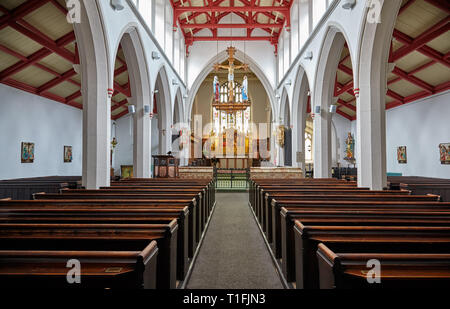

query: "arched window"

left=213, top=81, right=250, bottom=134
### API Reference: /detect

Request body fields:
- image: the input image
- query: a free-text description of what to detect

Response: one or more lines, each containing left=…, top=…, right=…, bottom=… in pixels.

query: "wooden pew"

left=316, top=243, right=450, bottom=289
left=400, top=183, right=450, bottom=202
left=388, top=176, right=450, bottom=190
left=253, top=183, right=363, bottom=222
left=251, top=181, right=360, bottom=213
left=105, top=182, right=215, bottom=220
left=0, top=208, right=190, bottom=281
left=294, top=222, right=450, bottom=289
left=59, top=188, right=210, bottom=231
left=254, top=184, right=364, bottom=226
left=0, top=182, right=69, bottom=200
left=31, top=194, right=201, bottom=247
left=0, top=241, right=158, bottom=289
left=65, top=187, right=212, bottom=221
left=262, top=190, right=412, bottom=242
left=104, top=186, right=214, bottom=220
left=272, top=199, right=450, bottom=260
left=0, top=176, right=81, bottom=199
left=281, top=208, right=450, bottom=283
left=0, top=222, right=178, bottom=289
left=0, top=200, right=193, bottom=278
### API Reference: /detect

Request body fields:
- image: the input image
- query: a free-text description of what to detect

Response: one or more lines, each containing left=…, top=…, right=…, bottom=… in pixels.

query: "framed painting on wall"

left=439, top=143, right=450, bottom=165
left=21, top=142, right=34, bottom=163
left=121, top=165, right=133, bottom=179
left=64, top=146, right=73, bottom=163
left=397, top=146, right=407, bottom=164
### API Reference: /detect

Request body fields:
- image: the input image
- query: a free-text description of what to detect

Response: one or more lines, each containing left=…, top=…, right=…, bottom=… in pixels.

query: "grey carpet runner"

left=186, top=192, right=284, bottom=289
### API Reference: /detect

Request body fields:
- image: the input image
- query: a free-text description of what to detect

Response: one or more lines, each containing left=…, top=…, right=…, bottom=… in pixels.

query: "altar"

left=217, top=157, right=252, bottom=169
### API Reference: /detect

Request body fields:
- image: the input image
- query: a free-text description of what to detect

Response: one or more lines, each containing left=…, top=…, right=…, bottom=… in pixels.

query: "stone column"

left=133, top=98, right=151, bottom=178
left=76, top=0, right=110, bottom=189
left=313, top=109, right=332, bottom=178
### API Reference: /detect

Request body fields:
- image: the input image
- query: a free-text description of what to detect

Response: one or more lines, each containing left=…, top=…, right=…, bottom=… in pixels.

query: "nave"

left=1, top=175, right=450, bottom=290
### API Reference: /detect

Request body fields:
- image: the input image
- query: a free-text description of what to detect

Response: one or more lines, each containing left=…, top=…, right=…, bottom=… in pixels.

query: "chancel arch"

left=189, top=48, right=273, bottom=168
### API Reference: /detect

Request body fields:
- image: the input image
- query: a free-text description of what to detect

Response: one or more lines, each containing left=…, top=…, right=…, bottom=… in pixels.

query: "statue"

left=344, top=132, right=355, bottom=162
left=213, top=76, right=220, bottom=102
left=242, top=75, right=248, bottom=102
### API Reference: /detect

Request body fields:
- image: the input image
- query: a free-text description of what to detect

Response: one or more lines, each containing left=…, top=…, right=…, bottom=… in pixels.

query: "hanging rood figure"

left=242, top=75, right=248, bottom=102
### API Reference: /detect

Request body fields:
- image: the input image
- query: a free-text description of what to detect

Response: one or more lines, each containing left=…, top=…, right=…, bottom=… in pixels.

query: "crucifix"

left=213, top=47, right=249, bottom=102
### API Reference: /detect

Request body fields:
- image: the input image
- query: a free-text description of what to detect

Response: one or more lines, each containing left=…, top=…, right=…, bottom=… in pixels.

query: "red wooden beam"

left=65, top=90, right=82, bottom=103
left=392, top=67, right=434, bottom=93
left=9, top=22, right=75, bottom=63
left=399, top=0, right=417, bottom=14
left=37, top=68, right=77, bottom=94
left=0, top=31, right=75, bottom=81
left=424, top=0, right=450, bottom=14
left=180, top=23, right=283, bottom=29
left=112, top=98, right=129, bottom=112
left=386, top=89, right=405, bottom=103
left=0, top=0, right=51, bottom=31
left=336, top=81, right=354, bottom=96
left=336, top=109, right=353, bottom=121
left=338, top=63, right=353, bottom=76
left=174, top=6, right=289, bottom=15
left=112, top=109, right=129, bottom=120
left=337, top=98, right=356, bottom=112
left=391, top=17, right=449, bottom=62
left=191, top=36, right=272, bottom=42
left=393, top=29, right=450, bottom=68
left=114, top=64, right=128, bottom=77
left=113, top=81, right=131, bottom=97
left=1, top=78, right=82, bottom=109
left=0, top=48, right=51, bottom=81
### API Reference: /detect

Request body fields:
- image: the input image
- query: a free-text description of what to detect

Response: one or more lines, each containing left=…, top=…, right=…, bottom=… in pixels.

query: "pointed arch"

left=313, top=25, right=352, bottom=178
left=154, top=65, right=173, bottom=154
left=291, top=65, right=312, bottom=170
left=112, top=26, right=152, bottom=178
left=279, top=86, right=292, bottom=166
left=186, top=49, right=276, bottom=123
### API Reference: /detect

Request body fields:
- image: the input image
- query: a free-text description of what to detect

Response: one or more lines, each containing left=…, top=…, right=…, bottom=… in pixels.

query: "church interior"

left=0, top=0, right=449, bottom=295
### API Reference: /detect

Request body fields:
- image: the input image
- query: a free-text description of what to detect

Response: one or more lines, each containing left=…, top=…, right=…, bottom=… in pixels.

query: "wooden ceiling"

left=0, top=0, right=448, bottom=122
left=171, top=0, right=292, bottom=55
left=334, top=0, right=449, bottom=121
left=0, top=0, right=131, bottom=120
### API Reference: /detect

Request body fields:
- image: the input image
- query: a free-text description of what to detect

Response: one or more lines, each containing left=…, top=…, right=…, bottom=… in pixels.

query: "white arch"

left=173, top=87, right=184, bottom=124
left=186, top=49, right=277, bottom=123
left=313, top=25, right=350, bottom=178
left=118, top=27, right=152, bottom=178
left=279, top=86, right=290, bottom=125
left=278, top=87, right=290, bottom=166
left=291, top=65, right=311, bottom=170
left=154, top=65, right=173, bottom=154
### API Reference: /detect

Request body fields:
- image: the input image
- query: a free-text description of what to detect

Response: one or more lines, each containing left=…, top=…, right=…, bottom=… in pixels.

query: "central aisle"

left=186, top=192, right=284, bottom=289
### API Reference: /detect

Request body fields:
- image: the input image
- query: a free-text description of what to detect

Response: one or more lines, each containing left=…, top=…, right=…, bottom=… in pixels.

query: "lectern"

left=152, top=155, right=179, bottom=178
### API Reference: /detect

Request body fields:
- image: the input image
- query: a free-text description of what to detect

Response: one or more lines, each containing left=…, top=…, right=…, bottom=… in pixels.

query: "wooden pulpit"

left=153, top=155, right=179, bottom=178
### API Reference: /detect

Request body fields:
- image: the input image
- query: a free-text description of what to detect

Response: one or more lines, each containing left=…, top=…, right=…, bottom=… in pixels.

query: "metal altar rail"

left=214, top=167, right=249, bottom=191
